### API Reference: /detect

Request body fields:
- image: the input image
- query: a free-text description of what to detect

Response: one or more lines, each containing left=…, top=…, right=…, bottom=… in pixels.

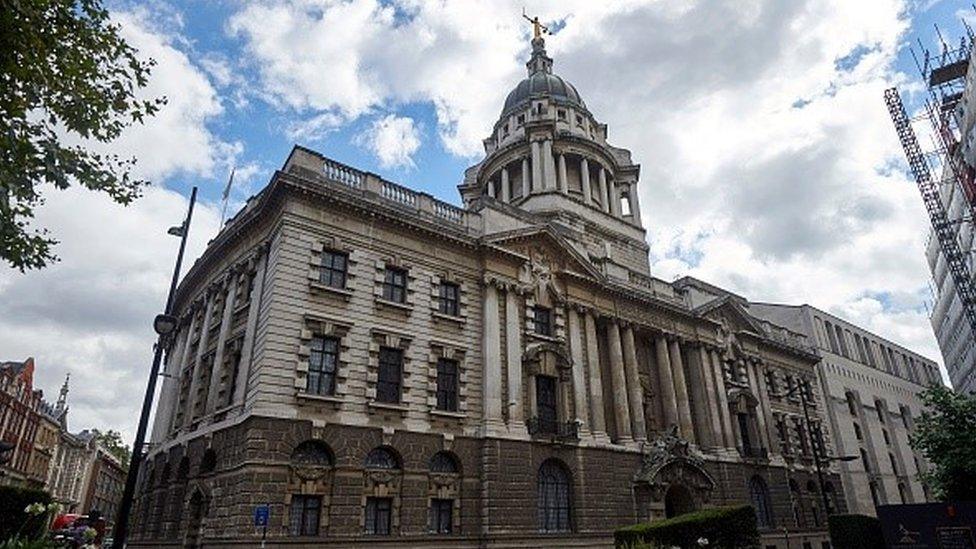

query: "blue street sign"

left=254, top=505, right=270, bottom=528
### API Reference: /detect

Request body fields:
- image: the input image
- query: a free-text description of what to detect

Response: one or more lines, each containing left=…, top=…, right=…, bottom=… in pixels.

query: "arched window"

left=537, top=459, right=572, bottom=533
left=292, top=440, right=334, bottom=466
left=749, top=476, right=774, bottom=528
left=429, top=452, right=459, bottom=474
left=365, top=447, right=400, bottom=470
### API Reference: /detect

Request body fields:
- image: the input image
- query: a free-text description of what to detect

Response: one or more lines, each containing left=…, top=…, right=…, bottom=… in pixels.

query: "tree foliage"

left=92, top=429, right=131, bottom=467
left=0, top=0, right=165, bottom=270
left=909, top=384, right=976, bottom=501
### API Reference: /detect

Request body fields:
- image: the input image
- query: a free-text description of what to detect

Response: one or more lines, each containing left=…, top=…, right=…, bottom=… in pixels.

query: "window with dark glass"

left=737, top=412, right=753, bottom=452
left=749, top=476, right=774, bottom=528
left=534, top=307, right=552, bottom=336
left=429, top=452, right=458, bottom=473
left=365, top=497, right=392, bottom=535
left=439, top=282, right=460, bottom=316
left=536, top=375, right=557, bottom=433
left=537, top=460, right=571, bottom=533
left=436, top=358, right=458, bottom=412
left=429, top=498, right=453, bottom=534
left=376, top=347, right=402, bottom=403
left=382, top=267, right=407, bottom=303
left=307, top=336, right=339, bottom=396
left=319, top=250, right=348, bottom=289
left=289, top=495, right=321, bottom=536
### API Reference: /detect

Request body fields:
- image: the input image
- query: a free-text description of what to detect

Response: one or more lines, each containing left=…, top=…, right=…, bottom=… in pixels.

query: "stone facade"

left=133, top=36, right=842, bottom=547
left=750, top=303, right=938, bottom=516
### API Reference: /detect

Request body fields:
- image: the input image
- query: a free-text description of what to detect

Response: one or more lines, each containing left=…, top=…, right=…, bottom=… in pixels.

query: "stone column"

left=521, top=158, right=530, bottom=199
left=483, top=279, right=504, bottom=433
left=698, top=347, right=725, bottom=450
left=598, top=167, right=609, bottom=213
left=752, top=361, right=777, bottom=454
left=609, top=179, right=620, bottom=217
left=607, top=320, right=632, bottom=443
left=581, top=158, right=591, bottom=205
left=567, top=306, right=589, bottom=433
left=629, top=181, right=643, bottom=227
left=621, top=325, right=647, bottom=442
left=742, top=359, right=766, bottom=451
left=710, top=350, right=736, bottom=450
left=531, top=141, right=542, bottom=193
left=557, top=154, right=568, bottom=194
left=584, top=310, right=609, bottom=441
left=501, top=168, right=510, bottom=203
left=684, top=344, right=712, bottom=448
left=654, top=336, right=680, bottom=431
left=187, top=292, right=217, bottom=422
left=668, top=339, right=696, bottom=444
left=207, top=274, right=239, bottom=414
left=542, top=139, right=556, bottom=190
left=505, top=286, right=525, bottom=433
left=151, top=326, right=188, bottom=442
left=170, top=311, right=199, bottom=431
left=233, top=252, right=267, bottom=407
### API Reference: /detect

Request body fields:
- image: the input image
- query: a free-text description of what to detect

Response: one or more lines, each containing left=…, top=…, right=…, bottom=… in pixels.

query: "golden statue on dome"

left=522, top=8, right=549, bottom=39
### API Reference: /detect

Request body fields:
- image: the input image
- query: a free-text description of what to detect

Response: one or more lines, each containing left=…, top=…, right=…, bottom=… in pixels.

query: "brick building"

left=0, top=358, right=46, bottom=488
left=132, top=35, right=843, bottom=547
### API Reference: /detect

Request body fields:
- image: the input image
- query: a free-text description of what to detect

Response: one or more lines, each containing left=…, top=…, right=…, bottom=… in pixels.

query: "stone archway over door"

left=184, top=489, right=208, bottom=549
left=664, top=484, right=696, bottom=518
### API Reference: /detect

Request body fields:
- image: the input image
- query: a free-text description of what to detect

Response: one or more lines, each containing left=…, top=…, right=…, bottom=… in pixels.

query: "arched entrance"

left=664, top=484, right=697, bottom=518
left=184, top=489, right=208, bottom=548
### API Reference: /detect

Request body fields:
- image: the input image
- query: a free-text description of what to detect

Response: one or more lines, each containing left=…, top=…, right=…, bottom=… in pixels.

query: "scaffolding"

left=884, top=21, right=976, bottom=341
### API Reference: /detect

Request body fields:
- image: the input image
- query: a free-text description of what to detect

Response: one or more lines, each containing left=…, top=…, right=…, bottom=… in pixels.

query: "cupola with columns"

left=460, top=33, right=648, bottom=276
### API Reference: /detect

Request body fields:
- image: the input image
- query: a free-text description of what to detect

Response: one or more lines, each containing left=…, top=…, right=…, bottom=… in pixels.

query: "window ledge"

left=297, top=392, right=344, bottom=406
left=375, top=297, right=413, bottom=312
left=432, top=311, right=465, bottom=324
left=368, top=401, right=410, bottom=414
left=309, top=281, right=354, bottom=298
left=528, top=333, right=561, bottom=344
left=430, top=409, right=466, bottom=419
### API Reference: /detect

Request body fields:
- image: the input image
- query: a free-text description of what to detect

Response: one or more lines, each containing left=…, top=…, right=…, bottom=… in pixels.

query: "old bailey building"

left=132, top=31, right=845, bottom=548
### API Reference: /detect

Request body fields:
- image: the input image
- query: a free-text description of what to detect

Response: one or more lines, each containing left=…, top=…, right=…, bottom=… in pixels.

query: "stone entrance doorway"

left=184, top=489, right=208, bottom=548
left=664, top=484, right=697, bottom=518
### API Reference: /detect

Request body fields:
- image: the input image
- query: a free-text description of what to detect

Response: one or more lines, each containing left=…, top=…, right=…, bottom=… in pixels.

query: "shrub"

left=615, top=505, right=759, bottom=549
left=0, top=486, right=52, bottom=541
left=827, top=514, right=884, bottom=549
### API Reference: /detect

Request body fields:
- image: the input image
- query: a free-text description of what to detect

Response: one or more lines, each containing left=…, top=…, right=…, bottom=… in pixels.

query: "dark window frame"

left=320, top=250, right=348, bottom=289
left=307, top=336, right=339, bottom=396
left=365, top=496, right=393, bottom=535
left=533, top=306, right=553, bottom=336
left=436, top=358, right=459, bottom=412
left=289, top=494, right=321, bottom=536
left=376, top=347, right=403, bottom=404
left=438, top=282, right=460, bottom=316
left=429, top=498, right=453, bottom=534
left=382, top=266, right=408, bottom=303
left=537, top=460, right=572, bottom=533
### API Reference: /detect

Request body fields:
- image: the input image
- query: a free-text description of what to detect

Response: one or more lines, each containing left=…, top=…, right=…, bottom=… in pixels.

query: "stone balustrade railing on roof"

left=625, top=270, right=683, bottom=304
left=286, top=148, right=482, bottom=235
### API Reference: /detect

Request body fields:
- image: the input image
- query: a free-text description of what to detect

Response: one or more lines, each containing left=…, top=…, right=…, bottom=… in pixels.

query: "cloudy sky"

left=1, top=0, right=970, bottom=441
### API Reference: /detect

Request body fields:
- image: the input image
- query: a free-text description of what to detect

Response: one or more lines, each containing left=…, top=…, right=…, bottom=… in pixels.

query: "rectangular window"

left=534, top=306, right=552, bottom=336
left=307, top=336, right=339, bottom=396
left=382, top=267, right=407, bottom=303
left=429, top=498, right=453, bottom=534
left=436, top=358, right=459, bottom=412
left=825, top=322, right=839, bottom=354
left=536, top=375, right=558, bottom=433
left=289, top=495, right=321, bottom=536
left=320, top=250, right=348, bottom=289
left=376, top=347, right=403, bottom=403
left=438, top=282, right=460, bottom=316
left=365, top=497, right=392, bottom=535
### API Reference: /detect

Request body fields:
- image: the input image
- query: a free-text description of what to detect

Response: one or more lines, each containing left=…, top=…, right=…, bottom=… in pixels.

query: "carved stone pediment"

left=634, top=427, right=715, bottom=504
left=291, top=464, right=329, bottom=482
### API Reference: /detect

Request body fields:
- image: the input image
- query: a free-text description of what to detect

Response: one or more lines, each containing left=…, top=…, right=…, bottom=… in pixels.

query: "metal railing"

left=526, top=417, right=580, bottom=441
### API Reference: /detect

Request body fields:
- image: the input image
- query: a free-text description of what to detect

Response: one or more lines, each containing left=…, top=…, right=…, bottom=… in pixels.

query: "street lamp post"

left=780, top=381, right=834, bottom=517
left=112, top=187, right=198, bottom=549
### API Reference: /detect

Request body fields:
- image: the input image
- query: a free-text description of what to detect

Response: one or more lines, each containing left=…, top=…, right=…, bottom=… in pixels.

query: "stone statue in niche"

left=518, top=245, right=564, bottom=301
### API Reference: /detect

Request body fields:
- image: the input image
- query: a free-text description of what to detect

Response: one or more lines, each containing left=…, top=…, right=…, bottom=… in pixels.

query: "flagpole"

left=220, top=167, right=236, bottom=225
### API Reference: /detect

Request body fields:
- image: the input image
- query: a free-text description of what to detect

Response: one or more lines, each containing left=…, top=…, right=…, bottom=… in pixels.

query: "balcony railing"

left=526, top=417, right=580, bottom=441
left=740, top=445, right=769, bottom=460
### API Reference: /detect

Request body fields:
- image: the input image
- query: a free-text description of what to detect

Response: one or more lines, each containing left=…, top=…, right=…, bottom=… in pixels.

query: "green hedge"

left=615, top=505, right=759, bottom=549
left=828, top=514, right=884, bottom=549
left=0, top=486, right=52, bottom=541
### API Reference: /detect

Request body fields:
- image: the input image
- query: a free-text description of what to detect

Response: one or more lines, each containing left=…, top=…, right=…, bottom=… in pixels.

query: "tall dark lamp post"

left=112, top=187, right=198, bottom=548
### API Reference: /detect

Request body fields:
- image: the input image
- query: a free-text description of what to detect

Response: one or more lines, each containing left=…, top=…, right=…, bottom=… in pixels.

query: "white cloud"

left=0, top=8, right=231, bottom=440
left=356, top=114, right=422, bottom=168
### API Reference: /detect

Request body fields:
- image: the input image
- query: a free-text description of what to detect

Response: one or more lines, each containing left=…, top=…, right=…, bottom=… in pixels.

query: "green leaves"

left=909, top=384, right=976, bottom=501
left=0, top=0, right=165, bottom=270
